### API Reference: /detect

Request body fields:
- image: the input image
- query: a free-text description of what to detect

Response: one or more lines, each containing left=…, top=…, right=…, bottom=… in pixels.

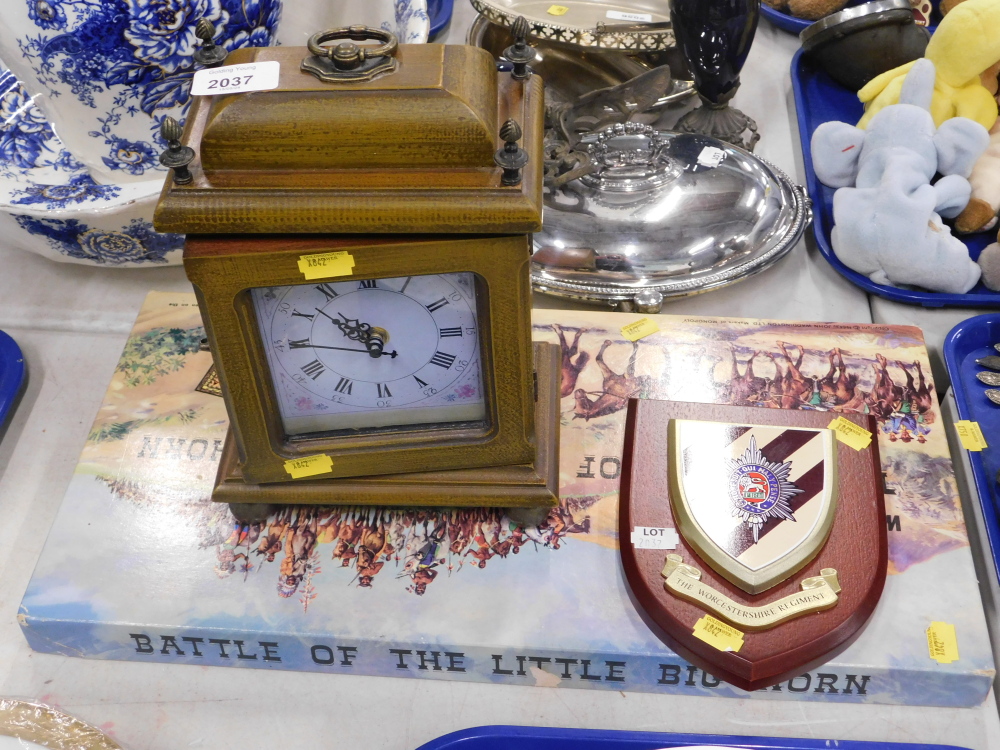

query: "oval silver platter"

left=469, top=14, right=693, bottom=109
left=531, top=124, right=813, bottom=310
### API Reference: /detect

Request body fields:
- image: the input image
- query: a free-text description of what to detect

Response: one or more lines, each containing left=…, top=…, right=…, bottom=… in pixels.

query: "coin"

left=977, top=371, right=1000, bottom=386
left=976, top=355, right=1000, bottom=371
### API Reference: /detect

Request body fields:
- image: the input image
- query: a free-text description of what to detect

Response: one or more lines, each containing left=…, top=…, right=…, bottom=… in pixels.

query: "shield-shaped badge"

left=619, top=399, right=886, bottom=691
left=669, top=421, right=837, bottom=595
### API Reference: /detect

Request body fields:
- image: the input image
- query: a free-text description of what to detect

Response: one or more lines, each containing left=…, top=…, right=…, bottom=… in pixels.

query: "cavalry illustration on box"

left=18, top=293, right=993, bottom=707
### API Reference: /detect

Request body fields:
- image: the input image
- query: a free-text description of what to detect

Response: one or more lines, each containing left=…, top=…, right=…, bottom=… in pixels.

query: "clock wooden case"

left=154, top=43, right=543, bottom=234
left=153, top=27, right=556, bottom=508
left=184, top=233, right=537, bottom=484
left=212, top=342, right=560, bottom=508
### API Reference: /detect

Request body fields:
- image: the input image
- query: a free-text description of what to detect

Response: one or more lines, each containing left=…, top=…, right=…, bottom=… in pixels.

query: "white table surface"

left=0, top=3, right=997, bottom=749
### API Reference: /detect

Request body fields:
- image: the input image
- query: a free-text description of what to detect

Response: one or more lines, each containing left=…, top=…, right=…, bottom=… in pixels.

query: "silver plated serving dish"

left=469, top=14, right=693, bottom=110
left=532, top=123, right=812, bottom=310
left=470, top=0, right=675, bottom=50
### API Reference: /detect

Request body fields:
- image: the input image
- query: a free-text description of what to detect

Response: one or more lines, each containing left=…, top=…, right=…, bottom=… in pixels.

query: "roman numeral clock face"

left=251, top=273, right=486, bottom=436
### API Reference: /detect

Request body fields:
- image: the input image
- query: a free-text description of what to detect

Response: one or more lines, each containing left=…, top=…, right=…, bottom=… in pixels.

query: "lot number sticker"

left=192, top=60, right=280, bottom=96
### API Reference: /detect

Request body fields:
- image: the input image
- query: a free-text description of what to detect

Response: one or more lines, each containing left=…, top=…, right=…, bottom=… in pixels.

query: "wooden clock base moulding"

left=618, top=398, right=888, bottom=692
left=213, top=343, right=560, bottom=521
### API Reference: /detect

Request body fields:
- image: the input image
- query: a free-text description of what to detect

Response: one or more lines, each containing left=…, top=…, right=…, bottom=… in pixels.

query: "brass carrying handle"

left=306, top=26, right=398, bottom=71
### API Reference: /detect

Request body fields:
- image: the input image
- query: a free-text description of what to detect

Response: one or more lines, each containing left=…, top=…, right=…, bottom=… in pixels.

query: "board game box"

left=17, top=292, right=994, bottom=706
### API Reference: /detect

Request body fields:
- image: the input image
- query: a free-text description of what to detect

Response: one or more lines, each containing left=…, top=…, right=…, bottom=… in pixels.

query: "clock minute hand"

left=310, top=343, right=399, bottom=359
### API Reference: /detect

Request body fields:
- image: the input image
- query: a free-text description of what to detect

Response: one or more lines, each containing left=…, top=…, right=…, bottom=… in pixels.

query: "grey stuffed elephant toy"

left=811, top=58, right=990, bottom=294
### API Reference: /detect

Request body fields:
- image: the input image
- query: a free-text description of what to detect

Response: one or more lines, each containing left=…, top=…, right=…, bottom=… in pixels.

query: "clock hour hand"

left=309, top=343, right=399, bottom=359
left=315, top=308, right=392, bottom=358
left=315, top=308, right=373, bottom=343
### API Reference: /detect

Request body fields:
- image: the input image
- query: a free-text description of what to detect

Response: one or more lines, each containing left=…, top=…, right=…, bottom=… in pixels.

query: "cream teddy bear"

left=953, top=60, right=1000, bottom=233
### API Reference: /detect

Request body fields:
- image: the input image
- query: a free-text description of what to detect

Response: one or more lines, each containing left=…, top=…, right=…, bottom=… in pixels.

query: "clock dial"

left=251, top=273, right=486, bottom=436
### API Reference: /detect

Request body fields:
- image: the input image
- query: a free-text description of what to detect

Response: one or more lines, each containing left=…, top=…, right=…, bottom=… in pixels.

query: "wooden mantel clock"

left=153, top=24, right=558, bottom=520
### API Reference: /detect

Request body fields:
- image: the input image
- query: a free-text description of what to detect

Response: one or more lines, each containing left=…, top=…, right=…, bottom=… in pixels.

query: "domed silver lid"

left=532, top=123, right=811, bottom=309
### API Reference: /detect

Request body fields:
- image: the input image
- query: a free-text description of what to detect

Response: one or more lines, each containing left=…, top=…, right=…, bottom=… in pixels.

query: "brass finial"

left=499, top=119, right=522, bottom=144
left=494, top=118, right=528, bottom=186
left=161, top=116, right=183, bottom=143
left=158, top=116, right=195, bottom=185
left=503, top=16, right=534, bottom=81
left=196, top=18, right=215, bottom=42
left=193, top=18, right=228, bottom=68
left=511, top=16, right=530, bottom=42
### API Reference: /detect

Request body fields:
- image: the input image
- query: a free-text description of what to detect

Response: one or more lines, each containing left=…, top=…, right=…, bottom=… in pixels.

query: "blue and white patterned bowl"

left=0, top=0, right=429, bottom=267
left=0, top=67, right=186, bottom=266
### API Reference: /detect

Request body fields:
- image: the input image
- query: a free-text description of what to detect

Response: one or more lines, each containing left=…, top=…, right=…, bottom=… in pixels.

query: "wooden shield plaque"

left=619, top=398, right=887, bottom=691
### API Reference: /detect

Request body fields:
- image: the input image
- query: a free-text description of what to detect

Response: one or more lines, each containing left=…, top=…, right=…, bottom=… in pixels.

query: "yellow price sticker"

left=828, top=416, right=873, bottom=451
left=692, top=614, right=744, bottom=653
left=297, top=251, right=355, bottom=280
left=621, top=317, right=659, bottom=342
left=926, top=622, right=959, bottom=664
left=955, top=420, right=988, bottom=451
left=284, top=454, right=333, bottom=479
left=547, top=4, right=569, bottom=15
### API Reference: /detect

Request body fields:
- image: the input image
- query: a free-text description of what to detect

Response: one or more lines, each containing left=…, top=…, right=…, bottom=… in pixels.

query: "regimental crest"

left=727, top=436, right=802, bottom=543
left=620, top=399, right=885, bottom=691
left=668, top=420, right=837, bottom=595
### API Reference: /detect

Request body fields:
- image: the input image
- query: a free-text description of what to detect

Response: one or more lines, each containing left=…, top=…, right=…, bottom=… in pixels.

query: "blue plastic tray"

left=417, top=725, right=972, bottom=750
left=944, top=314, right=1000, bottom=582
left=0, top=329, right=24, bottom=432
left=790, top=48, right=999, bottom=308
left=428, top=0, right=454, bottom=38
left=762, top=0, right=939, bottom=35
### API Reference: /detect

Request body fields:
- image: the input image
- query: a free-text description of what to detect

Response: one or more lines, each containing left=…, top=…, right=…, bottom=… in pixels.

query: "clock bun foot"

left=228, top=502, right=280, bottom=525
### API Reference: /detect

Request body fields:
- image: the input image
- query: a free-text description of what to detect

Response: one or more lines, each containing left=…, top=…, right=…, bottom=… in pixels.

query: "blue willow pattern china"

left=0, top=64, right=182, bottom=264
left=391, top=0, right=430, bottom=42
left=14, top=215, right=183, bottom=264
left=0, top=71, right=118, bottom=204
left=0, top=0, right=281, bottom=265
left=0, top=0, right=428, bottom=265
left=17, top=0, right=282, bottom=177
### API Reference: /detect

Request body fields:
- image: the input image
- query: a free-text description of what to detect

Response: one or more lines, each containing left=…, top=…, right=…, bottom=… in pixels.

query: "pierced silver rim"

left=469, top=0, right=676, bottom=50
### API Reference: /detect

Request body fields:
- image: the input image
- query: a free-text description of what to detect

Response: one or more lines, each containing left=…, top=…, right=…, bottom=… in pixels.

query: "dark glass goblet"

left=671, top=0, right=761, bottom=151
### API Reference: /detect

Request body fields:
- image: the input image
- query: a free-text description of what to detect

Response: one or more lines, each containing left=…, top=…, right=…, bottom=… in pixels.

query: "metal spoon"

left=977, top=371, right=1000, bottom=386
left=976, top=355, right=1000, bottom=371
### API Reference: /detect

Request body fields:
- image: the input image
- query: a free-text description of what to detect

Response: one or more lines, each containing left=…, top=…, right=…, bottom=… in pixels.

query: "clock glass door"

left=250, top=272, right=486, bottom=436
